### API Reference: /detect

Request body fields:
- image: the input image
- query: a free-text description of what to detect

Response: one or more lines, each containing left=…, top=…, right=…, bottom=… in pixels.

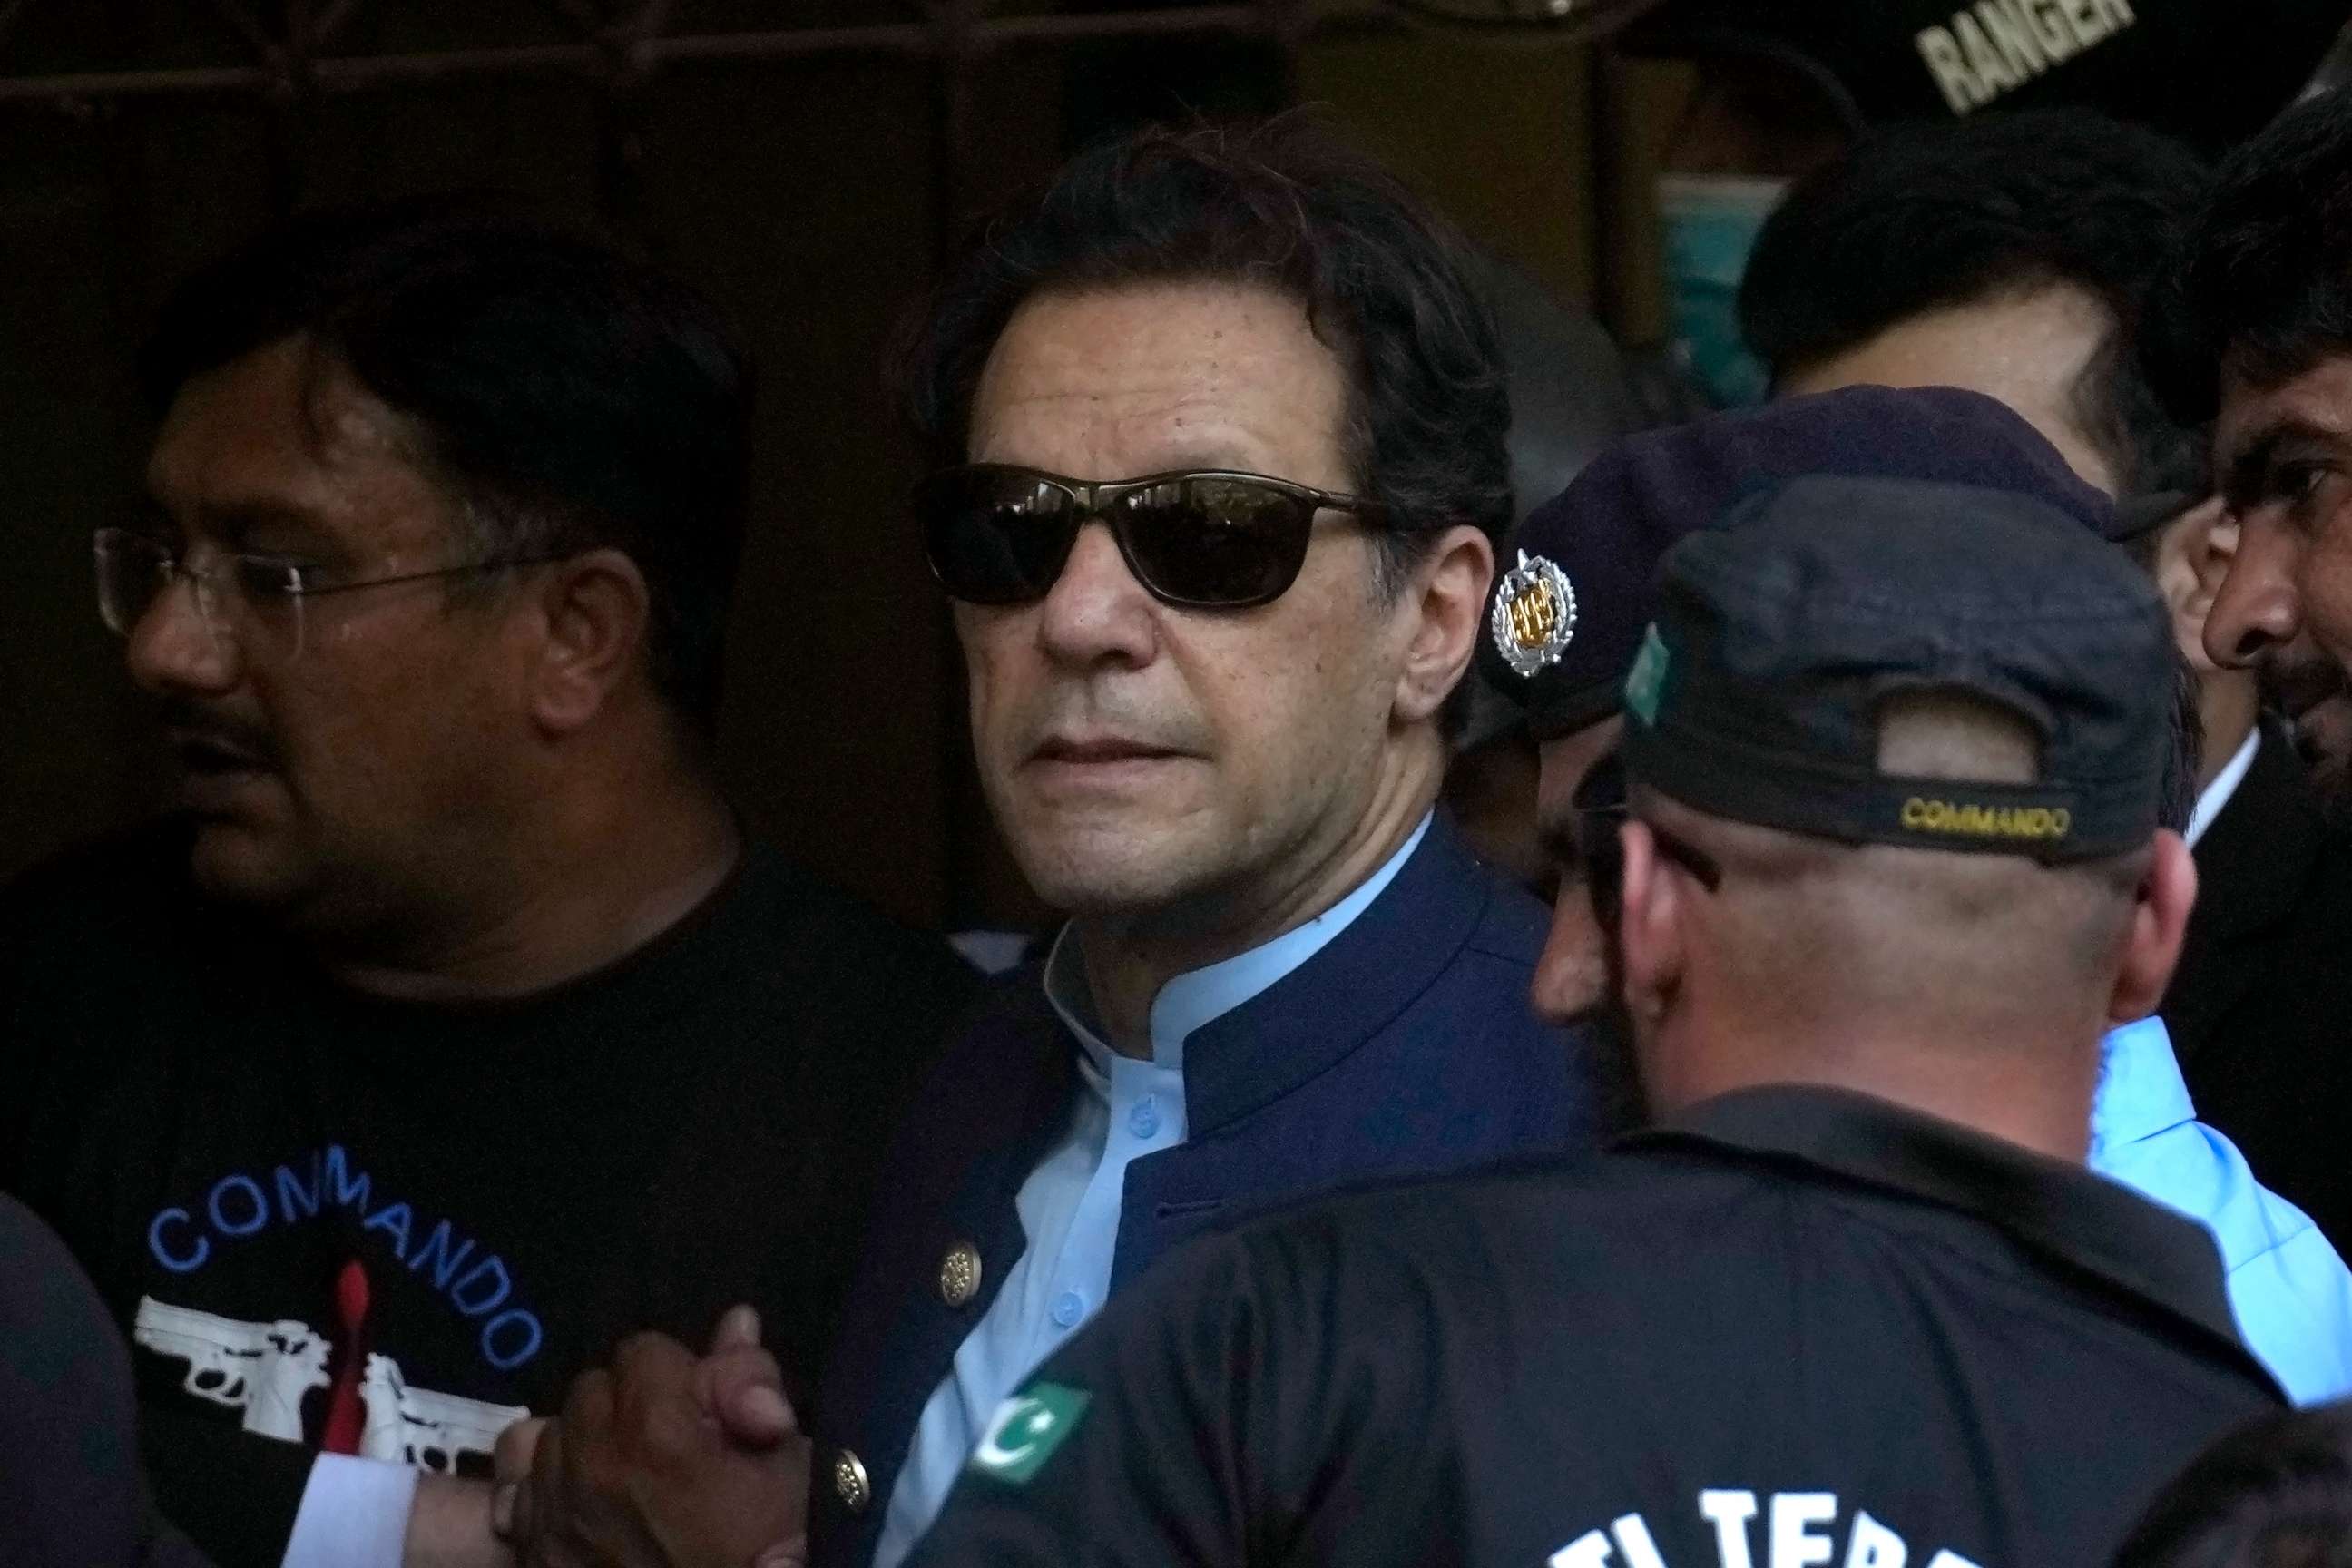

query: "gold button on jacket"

left=939, top=1240, right=983, bottom=1308
left=832, top=1448, right=872, bottom=1513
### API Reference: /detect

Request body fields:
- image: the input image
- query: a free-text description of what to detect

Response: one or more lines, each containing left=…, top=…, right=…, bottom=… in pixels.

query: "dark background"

left=0, top=1, right=1690, bottom=931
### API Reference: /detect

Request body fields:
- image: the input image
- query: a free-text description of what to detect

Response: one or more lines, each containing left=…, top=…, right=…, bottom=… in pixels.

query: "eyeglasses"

left=93, top=526, right=565, bottom=661
left=916, top=464, right=1384, bottom=609
left=1572, top=753, right=1724, bottom=935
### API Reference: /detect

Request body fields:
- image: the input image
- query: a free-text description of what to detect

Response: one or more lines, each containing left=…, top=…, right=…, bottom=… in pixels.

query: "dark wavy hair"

left=2150, top=90, right=2352, bottom=430
left=1740, top=109, right=2210, bottom=496
left=141, top=201, right=752, bottom=738
left=901, top=116, right=1514, bottom=597
left=2113, top=1402, right=2352, bottom=1568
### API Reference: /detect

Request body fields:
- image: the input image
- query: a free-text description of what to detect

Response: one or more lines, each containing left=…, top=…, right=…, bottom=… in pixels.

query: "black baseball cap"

left=1618, top=474, right=2173, bottom=861
left=1480, top=384, right=2112, bottom=740
left=1618, top=0, right=2346, bottom=153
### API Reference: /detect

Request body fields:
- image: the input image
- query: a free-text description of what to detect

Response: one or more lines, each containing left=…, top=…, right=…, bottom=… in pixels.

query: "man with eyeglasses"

left=485, top=120, right=1596, bottom=1568
left=0, top=206, right=975, bottom=1568
left=903, top=392, right=2287, bottom=1568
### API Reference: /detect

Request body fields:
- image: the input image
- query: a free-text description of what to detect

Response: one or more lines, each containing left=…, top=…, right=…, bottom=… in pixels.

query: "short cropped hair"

left=140, top=202, right=753, bottom=734
left=2152, top=90, right=2352, bottom=429
left=1740, top=110, right=2210, bottom=495
left=902, top=118, right=1514, bottom=593
left=2113, top=1401, right=2352, bottom=1568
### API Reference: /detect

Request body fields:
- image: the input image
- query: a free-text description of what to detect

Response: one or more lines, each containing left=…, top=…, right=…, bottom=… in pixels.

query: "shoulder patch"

left=966, top=1382, right=1092, bottom=1485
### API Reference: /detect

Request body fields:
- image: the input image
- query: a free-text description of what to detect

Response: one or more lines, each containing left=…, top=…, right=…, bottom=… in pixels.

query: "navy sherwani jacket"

left=808, top=818, right=1600, bottom=1568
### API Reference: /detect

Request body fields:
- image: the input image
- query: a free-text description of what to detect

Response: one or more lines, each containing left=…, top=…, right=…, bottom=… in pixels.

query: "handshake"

left=489, top=1305, right=809, bottom=1568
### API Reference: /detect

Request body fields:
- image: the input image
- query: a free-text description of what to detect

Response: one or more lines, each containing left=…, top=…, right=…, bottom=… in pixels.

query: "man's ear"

left=1616, top=819, right=1686, bottom=1027
left=2158, top=501, right=2235, bottom=673
left=2161, top=499, right=2235, bottom=613
left=2192, top=508, right=2240, bottom=599
left=525, top=547, right=651, bottom=736
left=2109, top=830, right=2197, bottom=1025
left=1393, top=524, right=1494, bottom=726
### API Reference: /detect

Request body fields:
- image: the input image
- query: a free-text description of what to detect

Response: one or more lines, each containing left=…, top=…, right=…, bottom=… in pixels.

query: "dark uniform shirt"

left=908, top=1086, right=2284, bottom=1568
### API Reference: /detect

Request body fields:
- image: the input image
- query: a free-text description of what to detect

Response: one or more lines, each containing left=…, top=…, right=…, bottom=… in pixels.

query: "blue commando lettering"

left=145, top=1144, right=544, bottom=1372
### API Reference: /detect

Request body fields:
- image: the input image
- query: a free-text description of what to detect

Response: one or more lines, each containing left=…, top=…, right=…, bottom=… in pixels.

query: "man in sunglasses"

left=905, top=413, right=2287, bottom=1568
left=486, top=119, right=1596, bottom=1568
left=0, top=206, right=975, bottom=1567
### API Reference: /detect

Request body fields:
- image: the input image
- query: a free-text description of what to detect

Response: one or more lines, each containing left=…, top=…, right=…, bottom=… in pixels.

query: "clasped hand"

left=490, top=1305, right=808, bottom=1568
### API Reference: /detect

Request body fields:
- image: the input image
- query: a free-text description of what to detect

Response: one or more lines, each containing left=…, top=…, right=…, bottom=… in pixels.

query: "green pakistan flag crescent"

left=969, top=1382, right=1093, bottom=1485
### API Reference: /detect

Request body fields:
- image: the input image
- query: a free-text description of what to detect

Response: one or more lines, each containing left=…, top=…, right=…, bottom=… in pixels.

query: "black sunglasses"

left=1572, top=754, right=1724, bottom=935
left=916, top=464, right=1384, bottom=610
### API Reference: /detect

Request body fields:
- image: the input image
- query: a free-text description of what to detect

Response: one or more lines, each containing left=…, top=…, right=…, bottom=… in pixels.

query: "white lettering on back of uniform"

left=1773, top=1494, right=1839, bottom=1568
left=1549, top=1492, right=1984, bottom=1568
left=1700, top=1491, right=1760, bottom=1568
left=1845, top=1512, right=1909, bottom=1568
left=1548, top=1532, right=1613, bottom=1567
left=1612, top=1514, right=1670, bottom=1568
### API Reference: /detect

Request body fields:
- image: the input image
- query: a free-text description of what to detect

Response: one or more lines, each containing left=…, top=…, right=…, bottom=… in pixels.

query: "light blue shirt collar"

left=2091, top=1014, right=2198, bottom=1156
left=1041, top=811, right=1435, bottom=1073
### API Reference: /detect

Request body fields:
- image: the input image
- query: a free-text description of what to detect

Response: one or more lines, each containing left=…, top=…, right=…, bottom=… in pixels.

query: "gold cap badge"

left=1490, top=550, right=1578, bottom=677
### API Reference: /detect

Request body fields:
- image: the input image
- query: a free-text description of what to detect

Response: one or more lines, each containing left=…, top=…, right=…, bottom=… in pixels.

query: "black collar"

left=1636, top=1084, right=2261, bottom=1371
